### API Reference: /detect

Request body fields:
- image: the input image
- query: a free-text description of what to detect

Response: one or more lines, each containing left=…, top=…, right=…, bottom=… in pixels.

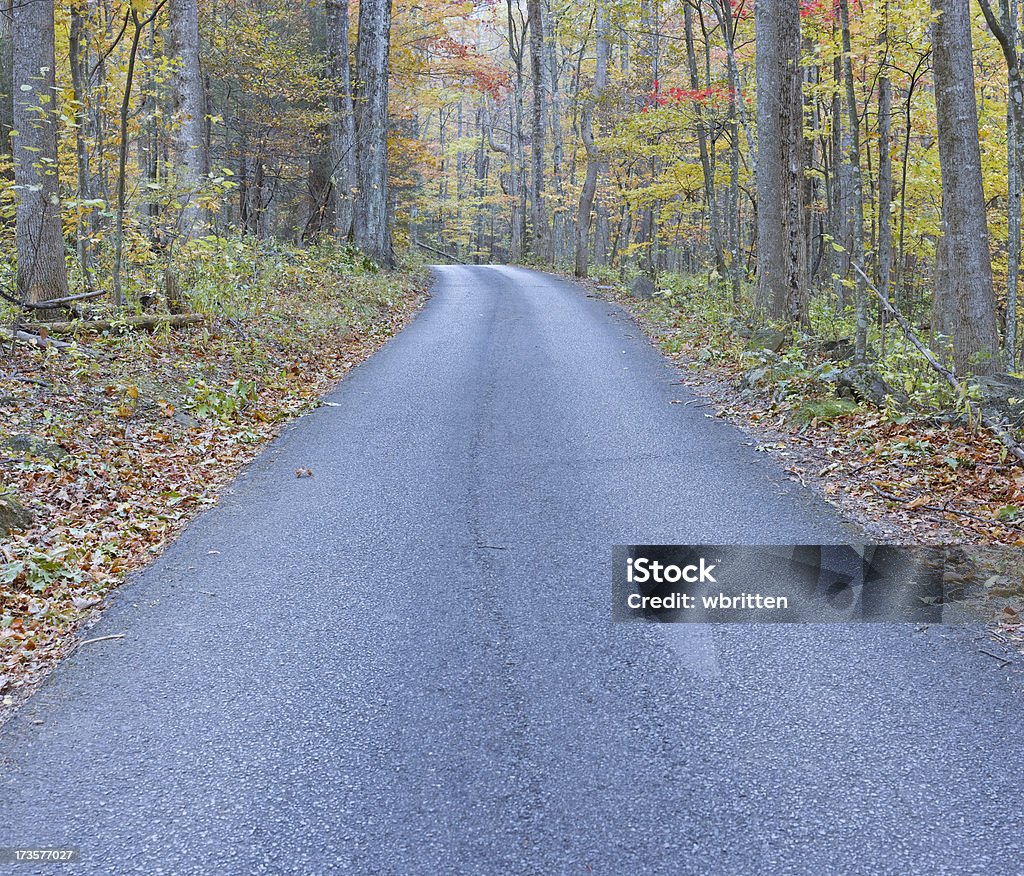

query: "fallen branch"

left=852, top=262, right=1024, bottom=466
left=20, top=313, right=205, bottom=335
left=20, top=289, right=107, bottom=310
left=74, top=633, right=125, bottom=651
left=413, top=239, right=463, bottom=264
left=978, top=648, right=1012, bottom=668
left=12, top=330, right=88, bottom=354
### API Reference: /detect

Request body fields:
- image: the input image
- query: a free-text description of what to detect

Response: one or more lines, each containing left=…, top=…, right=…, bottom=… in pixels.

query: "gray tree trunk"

left=0, top=1, right=13, bottom=161
left=167, top=0, right=209, bottom=240
left=978, top=0, right=1022, bottom=364
left=527, top=0, right=549, bottom=260
left=932, top=0, right=1002, bottom=374
left=327, top=0, right=355, bottom=239
left=353, top=0, right=394, bottom=267
left=877, top=27, right=894, bottom=347
left=754, top=0, right=808, bottom=324
left=574, top=2, right=608, bottom=278
left=839, top=0, right=868, bottom=358
left=684, top=1, right=724, bottom=275
left=13, top=0, right=68, bottom=305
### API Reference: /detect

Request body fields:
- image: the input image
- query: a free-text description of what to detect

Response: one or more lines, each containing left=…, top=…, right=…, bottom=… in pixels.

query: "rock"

left=630, top=276, right=657, bottom=299
left=0, top=493, right=32, bottom=535
left=820, top=338, right=854, bottom=362
left=746, top=327, right=788, bottom=353
left=834, top=364, right=902, bottom=407
left=738, top=366, right=769, bottom=391
left=970, top=373, right=1024, bottom=427
left=2, top=435, right=69, bottom=462
left=728, top=318, right=752, bottom=339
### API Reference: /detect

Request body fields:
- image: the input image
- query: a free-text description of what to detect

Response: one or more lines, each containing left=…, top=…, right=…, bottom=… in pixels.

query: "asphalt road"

left=2, top=265, right=1024, bottom=875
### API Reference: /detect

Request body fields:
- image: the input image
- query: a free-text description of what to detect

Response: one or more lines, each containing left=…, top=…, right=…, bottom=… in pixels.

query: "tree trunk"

left=167, top=0, right=209, bottom=240
left=327, top=0, right=355, bottom=239
left=0, top=0, right=13, bottom=162
left=575, top=2, right=608, bottom=278
left=69, top=5, right=97, bottom=290
left=754, top=0, right=807, bottom=324
left=353, top=0, right=394, bottom=267
left=684, top=1, right=724, bottom=275
left=931, top=0, right=1002, bottom=374
left=877, top=24, right=894, bottom=349
left=978, top=0, right=1022, bottom=364
left=839, top=0, right=868, bottom=358
left=13, top=0, right=68, bottom=306
left=527, top=0, right=549, bottom=260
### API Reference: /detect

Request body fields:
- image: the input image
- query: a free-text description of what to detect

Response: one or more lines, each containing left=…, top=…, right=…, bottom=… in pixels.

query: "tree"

left=527, top=0, right=549, bottom=260
left=167, top=0, right=209, bottom=240
left=327, top=0, right=356, bottom=239
left=353, top=0, right=394, bottom=267
left=575, top=2, right=608, bottom=278
left=754, top=0, right=807, bottom=324
left=931, top=0, right=1001, bottom=374
left=12, top=0, right=68, bottom=306
left=978, top=0, right=1023, bottom=366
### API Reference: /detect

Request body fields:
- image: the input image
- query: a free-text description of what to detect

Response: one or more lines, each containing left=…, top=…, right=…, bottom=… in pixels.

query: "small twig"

left=75, top=633, right=125, bottom=650
left=978, top=648, right=1012, bottom=668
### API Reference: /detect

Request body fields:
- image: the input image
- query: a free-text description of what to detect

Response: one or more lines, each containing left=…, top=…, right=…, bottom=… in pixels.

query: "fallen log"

left=11, top=330, right=91, bottom=354
left=20, top=313, right=206, bottom=334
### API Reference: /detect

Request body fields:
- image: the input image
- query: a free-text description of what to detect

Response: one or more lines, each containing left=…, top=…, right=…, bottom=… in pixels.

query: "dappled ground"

left=595, top=274, right=1024, bottom=647
left=0, top=245, right=427, bottom=720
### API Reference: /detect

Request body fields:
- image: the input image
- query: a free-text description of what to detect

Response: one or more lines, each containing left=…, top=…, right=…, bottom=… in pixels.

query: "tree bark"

left=353, top=0, right=394, bottom=267
left=13, top=0, right=68, bottom=306
left=527, top=0, right=549, bottom=260
left=754, top=0, right=807, bottom=324
left=978, top=0, right=1022, bottom=364
left=839, top=0, right=868, bottom=358
left=327, top=0, right=355, bottom=239
left=167, top=0, right=209, bottom=240
left=575, top=2, right=608, bottom=278
left=931, top=0, right=1002, bottom=374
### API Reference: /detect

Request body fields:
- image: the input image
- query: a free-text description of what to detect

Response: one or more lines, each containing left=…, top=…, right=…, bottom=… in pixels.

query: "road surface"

left=2, top=266, right=1023, bottom=874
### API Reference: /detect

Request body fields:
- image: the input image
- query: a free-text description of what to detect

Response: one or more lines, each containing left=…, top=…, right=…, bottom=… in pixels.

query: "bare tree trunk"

left=327, top=0, right=355, bottom=239
left=69, top=5, right=97, bottom=290
left=575, top=2, right=608, bottom=278
left=877, top=15, right=894, bottom=352
left=932, top=0, right=1002, bottom=374
left=754, top=0, right=807, bottom=324
left=168, top=0, right=209, bottom=240
left=353, top=0, right=394, bottom=267
left=684, top=1, right=724, bottom=275
left=527, top=0, right=549, bottom=260
left=544, top=0, right=567, bottom=264
left=0, top=0, right=13, bottom=162
left=13, top=0, right=68, bottom=307
left=839, top=0, right=868, bottom=358
left=979, top=0, right=1022, bottom=364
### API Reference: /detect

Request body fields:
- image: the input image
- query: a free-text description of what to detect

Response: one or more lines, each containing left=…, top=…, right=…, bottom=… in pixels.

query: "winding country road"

left=2, top=266, right=1024, bottom=874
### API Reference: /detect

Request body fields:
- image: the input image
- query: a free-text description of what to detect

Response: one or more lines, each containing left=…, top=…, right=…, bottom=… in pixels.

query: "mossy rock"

left=2, top=435, right=69, bottom=462
left=0, top=492, right=32, bottom=534
left=793, top=398, right=859, bottom=425
left=746, top=327, right=788, bottom=353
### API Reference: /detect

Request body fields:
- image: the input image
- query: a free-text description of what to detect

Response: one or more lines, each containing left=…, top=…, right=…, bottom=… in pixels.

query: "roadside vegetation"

left=0, top=240, right=426, bottom=712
